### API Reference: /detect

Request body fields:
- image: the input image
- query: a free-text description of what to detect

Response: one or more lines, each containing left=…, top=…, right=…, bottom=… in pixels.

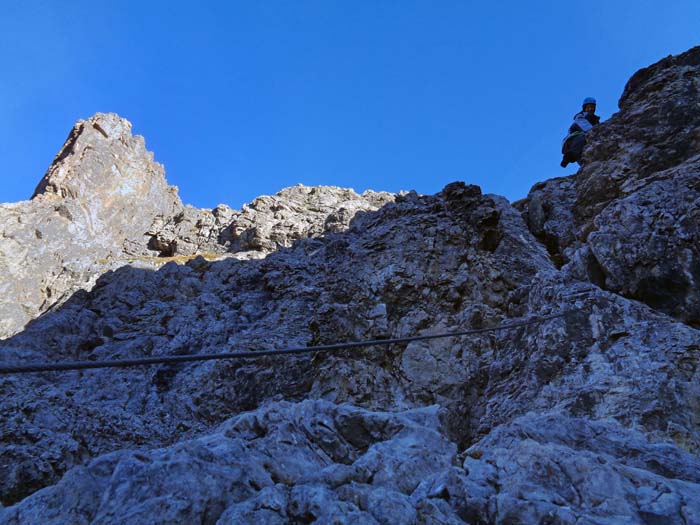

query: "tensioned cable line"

left=0, top=306, right=586, bottom=375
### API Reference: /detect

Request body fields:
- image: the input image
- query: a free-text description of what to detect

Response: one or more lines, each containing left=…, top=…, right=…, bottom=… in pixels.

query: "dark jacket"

left=569, top=111, right=600, bottom=133
left=561, top=111, right=600, bottom=165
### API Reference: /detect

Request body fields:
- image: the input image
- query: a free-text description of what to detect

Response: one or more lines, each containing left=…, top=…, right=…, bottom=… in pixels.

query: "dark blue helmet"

left=582, top=97, right=597, bottom=107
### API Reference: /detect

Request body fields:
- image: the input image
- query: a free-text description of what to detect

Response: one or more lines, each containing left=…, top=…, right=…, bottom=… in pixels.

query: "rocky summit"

left=0, top=47, right=699, bottom=525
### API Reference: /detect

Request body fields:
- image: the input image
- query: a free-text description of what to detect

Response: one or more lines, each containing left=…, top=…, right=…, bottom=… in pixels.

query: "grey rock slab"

left=146, top=184, right=395, bottom=257
left=0, top=400, right=453, bottom=525
left=412, top=413, right=700, bottom=525
left=4, top=175, right=700, bottom=510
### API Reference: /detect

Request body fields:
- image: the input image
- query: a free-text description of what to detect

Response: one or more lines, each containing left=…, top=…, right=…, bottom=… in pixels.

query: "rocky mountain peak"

left=33, top=113, right=171, bottom=201
left=0, top=114, right=184, bottom=338
left=0, top=116, right=394, bottom=339
left=31, top=112, right=182, bottom=231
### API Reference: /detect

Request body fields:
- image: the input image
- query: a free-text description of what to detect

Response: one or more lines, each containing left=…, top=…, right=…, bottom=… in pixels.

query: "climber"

left=560, top=97, right=600, bottom=167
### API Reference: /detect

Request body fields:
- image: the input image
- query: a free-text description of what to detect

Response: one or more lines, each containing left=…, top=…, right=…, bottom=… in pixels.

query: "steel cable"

left=0, top=307, right=585, bottom=375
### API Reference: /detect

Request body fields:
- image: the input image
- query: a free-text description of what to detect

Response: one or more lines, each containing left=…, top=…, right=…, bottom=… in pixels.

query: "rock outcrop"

left=0, top=113, right=181, bottom=338
left=1, top=46, right=700, bottom=524
left=0, top=115, right=393, bottom=339
left=519, top=46, right=700, bottom=326
left=146, top=185, right=394, bottom=258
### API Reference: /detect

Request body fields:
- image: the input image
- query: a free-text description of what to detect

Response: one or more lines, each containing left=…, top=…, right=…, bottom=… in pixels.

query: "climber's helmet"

left=582, top=97, right=597, bottom=113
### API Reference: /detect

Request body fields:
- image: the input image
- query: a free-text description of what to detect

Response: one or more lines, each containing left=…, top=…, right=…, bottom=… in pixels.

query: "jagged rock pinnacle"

left=0, top=113, right=185, bottom=338
left=32, top=113, right=171, bottom=201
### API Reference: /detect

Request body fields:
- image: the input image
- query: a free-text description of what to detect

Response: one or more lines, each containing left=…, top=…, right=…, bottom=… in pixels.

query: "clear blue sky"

left=1, top=1, right=698, bottom=209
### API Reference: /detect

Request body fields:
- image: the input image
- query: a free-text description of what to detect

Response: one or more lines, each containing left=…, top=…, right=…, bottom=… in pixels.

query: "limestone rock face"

left=1, top=401, right=458, bottom=525
left=227, top=185, right=394, bottom=253
left=0, top=182, right=553, bottom=507
left=519, top=46, right=700, bottom=325
left=2, top=47, right=700, bottom=525
left=0, top=113, right=183, bottom=338
left=0, top=114, right=393, bottom=339
left=146, top=185, right=394, bottom=257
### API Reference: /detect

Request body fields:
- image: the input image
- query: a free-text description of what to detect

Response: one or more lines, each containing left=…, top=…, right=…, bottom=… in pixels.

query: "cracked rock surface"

left=0, top=113, right=181, bottom=338
left=2, top=46, right=700, bottom=524
left=519, top=46, right=700, bottom=326
left=0, top=114, right=392, bottom=339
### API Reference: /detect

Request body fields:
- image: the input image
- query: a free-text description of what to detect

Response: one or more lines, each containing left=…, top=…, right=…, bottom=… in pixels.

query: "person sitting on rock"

left=560, top=97, right=600, bottom=167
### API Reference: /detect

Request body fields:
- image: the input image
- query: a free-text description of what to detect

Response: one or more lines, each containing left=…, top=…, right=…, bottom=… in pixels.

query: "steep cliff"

left=1, top=47, right=699, bottom=525
left=519, top=46, right=700, bottom=326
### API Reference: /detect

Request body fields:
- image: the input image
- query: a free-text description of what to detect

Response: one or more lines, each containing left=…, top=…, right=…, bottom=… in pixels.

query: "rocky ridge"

left=0, top=118, right=393, bottom=339
left=1, top=46, right=700, bottom=524
left=519, top=47, right=700, bottom=326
